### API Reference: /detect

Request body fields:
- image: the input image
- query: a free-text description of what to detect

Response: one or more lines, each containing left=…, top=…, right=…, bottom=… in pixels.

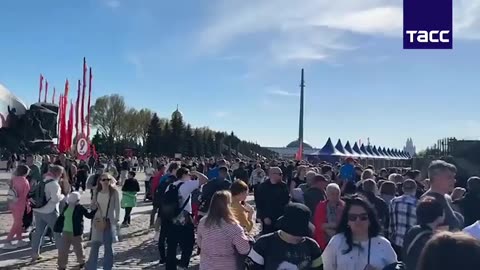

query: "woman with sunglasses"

left=322, top=196, right=397, bottom=270
left=86, top=173, right=120, bottom=270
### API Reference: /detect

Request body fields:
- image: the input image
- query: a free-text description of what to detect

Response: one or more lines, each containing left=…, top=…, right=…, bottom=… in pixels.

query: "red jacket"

left=151, top=171, right=164, bottom=198
left=313, top=200, right=345, bottom=250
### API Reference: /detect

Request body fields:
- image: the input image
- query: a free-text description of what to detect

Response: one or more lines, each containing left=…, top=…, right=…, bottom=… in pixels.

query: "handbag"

left=94, top=192, right=112, bottom=231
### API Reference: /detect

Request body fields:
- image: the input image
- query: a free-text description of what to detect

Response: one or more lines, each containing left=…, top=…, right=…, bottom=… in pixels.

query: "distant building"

left=403, top=138, right=416, bottom=157
left=267, top=139, right=319, bottom=159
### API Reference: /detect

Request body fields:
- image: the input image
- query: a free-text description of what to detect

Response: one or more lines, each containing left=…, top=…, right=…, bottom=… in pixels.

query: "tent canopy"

left=344, top=141, right=355, bottom=155
left=335, top=139, right=347, bottom=154
left=359, top=144, right=372, bottom=157
left=352, top=142, right=369, bottom=158
left=307, top=137, right=344, bottom=156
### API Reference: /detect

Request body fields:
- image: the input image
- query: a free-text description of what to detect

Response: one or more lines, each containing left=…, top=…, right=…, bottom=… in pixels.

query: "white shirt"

left=169, top=179, right=200, bottom=214
left=33, top=178, right=65, bottom=214
left=322, top=233, right=397, bottom=270
left=145, top=167, right=155, bottom=179
left=463, top=221, right=480, bottom=240
left=97, top=191, right=111, bottom=218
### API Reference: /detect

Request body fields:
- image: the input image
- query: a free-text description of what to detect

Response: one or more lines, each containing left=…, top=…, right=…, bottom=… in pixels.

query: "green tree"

left=184, top=124, right=194, bottom=156
left=170, top=112, right=185, bottom=155
left=138, top=108, right=153, bottom=144
left=145, top=113, right=162, bottom=156
left=90, top=94, right=126, bottom=153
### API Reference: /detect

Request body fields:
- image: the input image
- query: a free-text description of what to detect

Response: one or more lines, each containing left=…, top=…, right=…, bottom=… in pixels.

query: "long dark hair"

left=336, top=195, right=381, bottom=254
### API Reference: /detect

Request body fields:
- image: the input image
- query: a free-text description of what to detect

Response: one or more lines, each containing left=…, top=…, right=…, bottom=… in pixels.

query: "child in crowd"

left=121, top=171, right=140, bottom=226
left=54, top=192, right=97, bottom=270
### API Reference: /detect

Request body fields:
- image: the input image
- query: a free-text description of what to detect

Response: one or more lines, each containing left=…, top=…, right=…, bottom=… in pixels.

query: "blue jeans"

left=86, top=229, right=114, bottom=270
left=31, top=211, right=62, bottom=256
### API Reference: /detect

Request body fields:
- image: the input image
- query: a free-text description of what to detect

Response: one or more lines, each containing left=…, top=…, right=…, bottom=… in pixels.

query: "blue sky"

left=1, top=0, right=480, bottom=151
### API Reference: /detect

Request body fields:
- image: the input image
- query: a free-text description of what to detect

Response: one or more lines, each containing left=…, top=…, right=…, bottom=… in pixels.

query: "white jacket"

left=33, top=178, right=65, bottom=214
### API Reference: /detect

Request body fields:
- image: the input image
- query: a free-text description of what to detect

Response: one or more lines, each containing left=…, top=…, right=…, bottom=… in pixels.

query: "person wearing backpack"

left=156, top=173, right=178, bottom=264
left=30, top=164, right=65, bottom=261
left=403, top=196, right=445, bottom=270
left=164, top=167, right=208, bottom=270
left=198, top=166, right=231, bottom=219
left=2, top=165, right=31, bottom=250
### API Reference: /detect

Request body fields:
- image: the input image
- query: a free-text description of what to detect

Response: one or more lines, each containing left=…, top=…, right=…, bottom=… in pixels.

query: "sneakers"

left=1, top=242, right=16, bottom=250
left=31, top=254, right=43, bottom=262
left=16, top=240, right=28, bottom=248
left=153, top=231, right=160, bottom=241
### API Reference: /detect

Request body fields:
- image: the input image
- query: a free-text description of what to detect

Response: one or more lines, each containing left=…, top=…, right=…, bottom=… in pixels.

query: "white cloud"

left=267, top=88, right=300, bottom=97
left=198, top=0, right=480, bottom=63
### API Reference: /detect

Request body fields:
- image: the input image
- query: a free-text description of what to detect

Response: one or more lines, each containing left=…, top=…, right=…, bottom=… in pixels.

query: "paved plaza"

left=0, top=172, right=198, bottom=270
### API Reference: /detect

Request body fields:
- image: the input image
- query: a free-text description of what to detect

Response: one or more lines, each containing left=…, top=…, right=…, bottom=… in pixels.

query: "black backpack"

left=153, top=175, right=176, bottom=208
left=159, top=182, right=190, bottom=220
left=199, top=179, right=231, bottom=213
left=28, top=179, right=55, bottom=208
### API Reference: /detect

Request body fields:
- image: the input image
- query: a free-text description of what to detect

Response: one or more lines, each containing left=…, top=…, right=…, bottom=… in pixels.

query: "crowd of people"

left=3, top=153, right=480, bottom=270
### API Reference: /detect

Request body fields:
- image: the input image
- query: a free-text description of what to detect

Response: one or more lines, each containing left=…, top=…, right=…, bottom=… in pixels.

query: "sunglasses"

left=101, top=178, right=110, bottom=182
left=348, top=213, right=369, bottom=222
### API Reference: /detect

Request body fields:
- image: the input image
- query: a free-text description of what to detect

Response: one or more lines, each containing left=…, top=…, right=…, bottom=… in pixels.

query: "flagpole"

left=39, top=74, right=43, bottom=103
left=76, top=80, right=81, bottom=137
left=81, top=57, right=87, bottom=134
left=87, top=67, right=92, bottom=138
left=44, top=80, right=48, bottom=103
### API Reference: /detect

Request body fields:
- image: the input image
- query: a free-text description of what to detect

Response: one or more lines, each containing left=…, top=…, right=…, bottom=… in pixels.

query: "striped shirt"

left=197, top=217, right=252, bottom=270
left=388, top=194, right=418, bottom=247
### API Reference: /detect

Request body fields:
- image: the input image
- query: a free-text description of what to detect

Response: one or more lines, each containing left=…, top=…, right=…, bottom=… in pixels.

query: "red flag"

left=44, top=80, right=48, bottom=103
left=81, top=57, right=87, bottom=134
left=52, top=88, right=56, bottom=103
left=76, top=80, right=81, bottom=137
left=67, top=101, right=74, bottom=150
left=58, top=94, right=64, bottom=152
left=295, top=140, right=303, bottom=161
left=87, top=67, right=92, bottom=138
left=39, top=74, right=44, bottom=102
left=59, top=80, right=69, bottom=153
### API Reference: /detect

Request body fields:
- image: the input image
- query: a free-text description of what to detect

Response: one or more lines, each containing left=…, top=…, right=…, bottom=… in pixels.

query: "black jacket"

left=454, top=192, right=480, bottom=227
left=122, top=178, right=141, bottom=193
left=362, top=191, right=389, bottom=229
left=54, top=204, right=97, bottom=236
left=199, top=178, right=231, bottom=213
left=233, top=168, right=249, bottom=181
left=402, top=225, right=433, bottom=270
left=254, top=179, right=290, bottom=221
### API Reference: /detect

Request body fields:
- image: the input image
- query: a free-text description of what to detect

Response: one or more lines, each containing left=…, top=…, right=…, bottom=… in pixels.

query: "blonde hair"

left=204, top=190, right=237, bottom=228
left=96, top=173, right=116, bottom=194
